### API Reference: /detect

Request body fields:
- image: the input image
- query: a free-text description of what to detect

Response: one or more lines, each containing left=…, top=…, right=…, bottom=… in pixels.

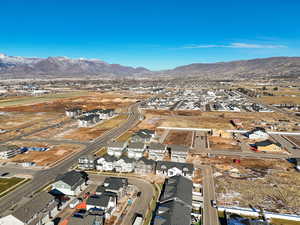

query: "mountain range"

left=1, top=53, right=300, bottom=79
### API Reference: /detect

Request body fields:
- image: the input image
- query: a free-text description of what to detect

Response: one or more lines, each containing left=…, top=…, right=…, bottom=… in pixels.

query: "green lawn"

left=0, top=177, right=25, bottom=194
left=0, top=91, right=89, bottom=107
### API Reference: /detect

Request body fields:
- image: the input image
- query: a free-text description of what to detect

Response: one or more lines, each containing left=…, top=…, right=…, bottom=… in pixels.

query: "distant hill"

left=1, top=53, right=300, bottom=79
left=162, top=57, right=300, bottom=79
left=0, top=53, right=150, bottom=78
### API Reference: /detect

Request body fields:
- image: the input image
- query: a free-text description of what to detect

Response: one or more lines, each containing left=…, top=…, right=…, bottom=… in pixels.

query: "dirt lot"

left=204, top=156, right=300, bottom=214
left=163, top=130, right=193, bottom=147
left=208, top=136, right=241, bottom=151
left=143, top=109, right=293, bottom=130
left=63, top=115, right=128, bottom=141
left=7, top=141, right=84, bottom=166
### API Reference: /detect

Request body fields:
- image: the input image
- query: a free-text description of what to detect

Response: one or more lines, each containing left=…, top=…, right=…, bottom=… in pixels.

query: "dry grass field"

left=163, top=130, right=193, bottom=147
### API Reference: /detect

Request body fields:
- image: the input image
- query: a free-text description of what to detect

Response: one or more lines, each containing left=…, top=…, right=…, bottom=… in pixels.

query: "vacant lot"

left=144, top=110, right=292, bottom=130
left=260, top=96, right=300, bottom=105
left=63, top=115, right=128, bottom=141
left=208, top=136, right=240, bottom=151
left=163, top=131, right=193, bottom=147
left=0, top=177, right=25, bottom=194
left=213, top=157, right=300, bottom=214
left=8, top=141, right=84, bottom=166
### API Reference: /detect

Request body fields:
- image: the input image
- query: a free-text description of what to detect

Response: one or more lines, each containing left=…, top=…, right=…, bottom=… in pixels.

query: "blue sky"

left=0, top=0, right=300, bottom=70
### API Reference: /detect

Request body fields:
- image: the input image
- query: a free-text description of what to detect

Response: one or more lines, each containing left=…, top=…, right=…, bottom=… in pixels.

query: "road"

left=0, top=103, right=142, bottom=216
left=198, top=165, right=219, bottom=225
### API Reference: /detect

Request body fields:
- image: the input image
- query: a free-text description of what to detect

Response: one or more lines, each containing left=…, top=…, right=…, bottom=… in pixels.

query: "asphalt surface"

left=198, top=165, right=219, bottom=225
left=0, top=104, right=141, bottom=216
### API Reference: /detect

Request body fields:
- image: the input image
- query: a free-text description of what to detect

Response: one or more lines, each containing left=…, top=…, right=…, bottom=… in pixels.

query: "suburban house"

left=107, top=141, right=127, bottom=158
left=0, top=192, right=57, bottom=225
left=152, top=175, right=193, bottom=225
left=127, top=142, right=145, bottom=159
left=78, top=114, right=100, bottom=127
left=156, top=161, right=194, bottom=178
left=131, top=129, right=155, bottom=143
left=85, top=108, right=115, bottom=119
left=65, top=108, right=82, bottom=118
left=86, top=194, right=116, bottom=219
left=51, top=170, right=88, bottom=196
left=147, top=142, right=166, bottom=161
left=252, top=140, right=282, bottom=152
left=244, top=127, right=269, bottom=140
left=67, top=212, right=104, bottom=225
left=135, top=157, right=156, bottom=174
left=167, top=144, right=190, bottom=162
left=102, top=177, right=128, bottom=200
left=78, top=155, right=95, bottom=170
left=98, top=109, right=115, bottom=119
left=0, top=145, right=20, bottom=159
left=115, top=156, right=136, bottom=173
left=96, top=154, right=118, bottom=172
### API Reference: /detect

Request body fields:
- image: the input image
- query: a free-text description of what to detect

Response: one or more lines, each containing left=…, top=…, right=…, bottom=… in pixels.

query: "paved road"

left=198, top=165, right=219, bottom=225
left=191, top=148, right=291, bottom=159
left=0, top=104, right=141, bottom=216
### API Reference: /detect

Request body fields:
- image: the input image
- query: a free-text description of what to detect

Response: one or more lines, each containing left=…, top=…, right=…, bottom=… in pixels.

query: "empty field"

left=63, top=115, right=128, bottom=141
left=8, top=141, right=84, bottom=166
left=163, top=131, right=193, bottom=147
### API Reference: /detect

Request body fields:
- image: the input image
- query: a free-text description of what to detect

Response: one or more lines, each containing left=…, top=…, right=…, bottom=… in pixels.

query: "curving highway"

left=0, top=103, right=142, bottom=216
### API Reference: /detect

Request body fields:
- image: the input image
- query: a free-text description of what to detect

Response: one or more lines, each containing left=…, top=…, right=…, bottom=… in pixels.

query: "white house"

left=107, top=141, right=127, bottom=158
left=96, top=154, right=118, bottom=172
left=51, top=170, right=87, bottom=196
left=115, top=156, right=136, bottom=173
left=148, top=142, right=166, bottom=161
left=156, top=161, right=194, bottom=179
left=168, top=144, right=190, bottom=163
left=244, top=127, right=269, bottom=140
left=127, top=142, right=145, bottom=159
left=86, top=194, right=116, bottom=219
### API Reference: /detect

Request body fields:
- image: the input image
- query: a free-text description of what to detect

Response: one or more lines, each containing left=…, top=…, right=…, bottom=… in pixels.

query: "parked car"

left=69, top=198, right=80, bottom=209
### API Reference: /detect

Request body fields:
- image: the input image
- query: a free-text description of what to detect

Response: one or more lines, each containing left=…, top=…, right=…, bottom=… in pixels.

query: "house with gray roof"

left=156, top=161, right=194, bottom=179
left=147, top=142, right=166, bottom=161
left=102, top=177, right=128, bottom=200
left=0, top=192, right=57, bottom=225
left=67, top=213, right=104, bottom=225
left=52, top=170, right=88, bottom=196
left=152, top=175, right=193, bottom=225
left=127, top=142, right=145, bottom=159
left=167, top=144, right=190, bottom=162
left=115, top=155, right=136, bottom=173
left=135, top=157, right=156, bottom=174
left=131, top=129, right=155, bottom=143
left=107, top=141, right=127, bottom=158
left=65, top=108, right=82, bottom=118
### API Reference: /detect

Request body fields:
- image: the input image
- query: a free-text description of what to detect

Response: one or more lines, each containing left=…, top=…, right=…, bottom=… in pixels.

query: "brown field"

left=0, top=91, right=143, bottom=113
left=163, top=131, right=193, bottom=147
left=7, top=141, right=84, bottom=166
left=63, top=115, right=128, bottom=141
left=260, top=96, right=300, bottom=104
left=144, top=109, right=294, bottom=130
left=208, top=136, right=241, bottom=151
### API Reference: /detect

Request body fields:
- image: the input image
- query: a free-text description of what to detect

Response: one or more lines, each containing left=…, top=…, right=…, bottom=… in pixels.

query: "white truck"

left=69, top=198, right=80, bottom=209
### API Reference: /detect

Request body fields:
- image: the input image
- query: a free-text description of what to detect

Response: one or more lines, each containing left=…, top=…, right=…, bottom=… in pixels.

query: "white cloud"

left=181, top=42, right=287, bottom=49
